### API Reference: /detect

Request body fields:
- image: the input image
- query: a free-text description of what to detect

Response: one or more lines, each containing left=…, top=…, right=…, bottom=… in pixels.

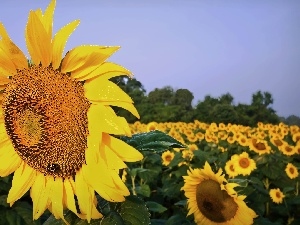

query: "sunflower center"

left=239, top=158, right=250, bottom=168
left=289, top=167, right=295, bottom=174
left=2, top=65, right=90, bottom=178
left=276, top=191, right=281, bottom=198
left=14, top=109, right=43, bottom=147
left=196, top=179, right=238, bottom=223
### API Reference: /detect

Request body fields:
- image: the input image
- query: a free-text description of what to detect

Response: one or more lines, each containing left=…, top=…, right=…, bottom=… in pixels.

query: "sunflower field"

left=120, top=120, right=300, bottom=225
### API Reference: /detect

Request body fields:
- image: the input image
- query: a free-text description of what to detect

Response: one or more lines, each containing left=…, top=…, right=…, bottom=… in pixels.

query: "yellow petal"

left=42, top=0, right=56, bottom=38
left=86, top=132, right=101, bottom=165
left=75, top=62, right=132, bottom=81
left=88, top=104, right=127, bottom=135
left=61, top=45, right=119, bottom=74
left=0, top=23, right=27, bottom=69
left=52, top=20, right=80, bottom=69
left=84, top=78, right=133, bottom=104
left=103, top=101, right=140, bottom=119
left=75, top=169, right=101, bottom=222
left=0, top=141, right=21, bottom=177
left=110, top=170, right=130, bottom=196
left=50, top=177, right=65, bottom=222
left=63, top=178, right=79, bottom=216
left=0, top=46, right=17, bottom=75
left=82, top=163, right=125, bottom=202
left=26, top=11, right=52, bottom=66
left=116, top=116, right=132, bottom=137
left=100, top=142, right=127, bottom=169
left=31, top=173, right=50, bottom=220
left=103, top=133, right=143, bottom=162
left=7, top=162, right=36, bottom=205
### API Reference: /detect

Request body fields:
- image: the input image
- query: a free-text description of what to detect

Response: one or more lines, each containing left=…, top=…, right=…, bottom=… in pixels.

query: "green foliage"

left=111, top=77, right=292, bottom=125
left=119, top=130, right=186, bottom=153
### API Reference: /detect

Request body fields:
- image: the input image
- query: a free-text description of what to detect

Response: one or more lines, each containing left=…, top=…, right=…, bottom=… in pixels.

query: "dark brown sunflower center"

left=2, top=65, right=90, bottom=178
left=196, top=179, right=238, bottom=223
left=239, top=158, right=250, bottom=168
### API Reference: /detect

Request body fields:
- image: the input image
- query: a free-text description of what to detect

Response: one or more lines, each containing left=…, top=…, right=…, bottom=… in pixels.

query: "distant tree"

left=282, top=115, right=300, bottom=126
left=249, top=91, right=279, bottom=125
left=219, top=93, right=234, bottom=105
left=209, top=104, right=239, bottom=124
left=172, top=89, right=194, bottom=110
left=148, top=86, right=174, bottom=105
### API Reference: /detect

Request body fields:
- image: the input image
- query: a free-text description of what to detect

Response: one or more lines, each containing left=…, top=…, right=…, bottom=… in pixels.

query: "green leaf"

left=119, top=130, right=185, bottom=153
left=116, top=195, right=150, bottom=225
left=0, top=195, right=9, bottom=207
left=6, top=210, right=22, bottom=225
left=135, top=184, right=151, bottom=197
left=100, top=212, right=124, bottom=225
left=13, top=201, right=41, bottom=225
left=145, top=201, right=167, bottom=213
left=150, top=219, right=167, bottom=225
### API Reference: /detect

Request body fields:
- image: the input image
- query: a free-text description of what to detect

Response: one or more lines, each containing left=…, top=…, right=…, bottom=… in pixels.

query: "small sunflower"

left=146, top=121, right=158, bottom=132
left=285, top=163, right=299, bottom=179
left=269, top=188, right=285, bottom=204
left=279, top=143, right=296, bottom=156
left=249, top=137, right=271, bottom=155
left=161, top=150, right=175, bottom=166
left=0, top=0, right=143, bottom=222
left=232, top=152, right=257, bottom=176
left=224, top=159, right=239, bottom=178
left=182, top=162, right=257, bottom=225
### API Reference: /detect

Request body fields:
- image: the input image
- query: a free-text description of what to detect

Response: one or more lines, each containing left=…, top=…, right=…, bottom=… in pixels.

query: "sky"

left=0, top=0, right=299, bottom=117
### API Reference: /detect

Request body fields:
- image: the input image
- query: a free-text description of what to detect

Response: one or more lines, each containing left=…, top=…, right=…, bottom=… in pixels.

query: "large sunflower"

left=0, top=0, right=143, bottom=223
left=181, top=162, right=257, bottom=225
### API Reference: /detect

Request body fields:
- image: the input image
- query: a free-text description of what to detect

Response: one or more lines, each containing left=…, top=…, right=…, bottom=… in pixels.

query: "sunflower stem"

left=296, top=181, right=299, bottom=196
left=264, top=177, right=270, bottom=217
left=131, top=175, right=137, bottom=195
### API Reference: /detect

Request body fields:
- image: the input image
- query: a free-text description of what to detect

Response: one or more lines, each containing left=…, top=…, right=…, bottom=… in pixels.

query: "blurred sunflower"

left=285, top=163, right=299, bottom=179
left=182, top=162, right=257, bottom=225
left=161, top=150, right=174, bottom=166
left=249, top=137, right=271, bottom=155
left=224, top=159, right=238, bottom=178
left=0, top=0, right=143, bottom=222
left=232, top=152, right=256, bottom=176
left=269, top=188, right=285, bottom=204
left=279, top=143, right=296, bottom=156
left=146, top=121, right=158, bottom=132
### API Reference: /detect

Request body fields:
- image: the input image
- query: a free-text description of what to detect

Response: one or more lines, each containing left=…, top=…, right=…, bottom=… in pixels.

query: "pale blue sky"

left=0, top=0, right=299, bottom=117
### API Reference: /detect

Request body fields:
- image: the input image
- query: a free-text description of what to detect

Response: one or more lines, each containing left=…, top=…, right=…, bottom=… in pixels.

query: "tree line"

left=111, top=77, right=300, bottom=126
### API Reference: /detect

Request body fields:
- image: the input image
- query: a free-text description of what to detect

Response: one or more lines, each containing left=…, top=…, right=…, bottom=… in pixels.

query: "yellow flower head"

left=146, top=121, right=158, bottom=132
left=285, top=163, right=299, bottom=179
left=182, top=162, right=257, bottom=225
left=0, top=0, right=143, bottom=222
left=232, top=152, right=257, bottom=176
left=161, top=150, right=175, bottom=166
left=249, top=137, right=271, bottom=155
left=225, top=159, right=239, bottom=178
left=269, top=188, right=285, bottom=204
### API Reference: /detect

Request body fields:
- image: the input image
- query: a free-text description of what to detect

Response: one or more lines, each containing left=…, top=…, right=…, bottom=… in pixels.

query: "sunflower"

left=279, top=143, right=296, bottom=156
left=269, top=188, right=285, bottom=204
left=161, top=150, right=175, bottom=166
left=224, top=159, right=239, bottom=178
left=182, top=162, right=257, bottom=225
left=232, top=152, right=256, bottom=176
left=285, top=163, right=299, bottom=179
left=146, top=121, right=158, bottom=132
left=249, top=137, right=271, bottom=155
left=0, top=0, right=143, bottom=223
